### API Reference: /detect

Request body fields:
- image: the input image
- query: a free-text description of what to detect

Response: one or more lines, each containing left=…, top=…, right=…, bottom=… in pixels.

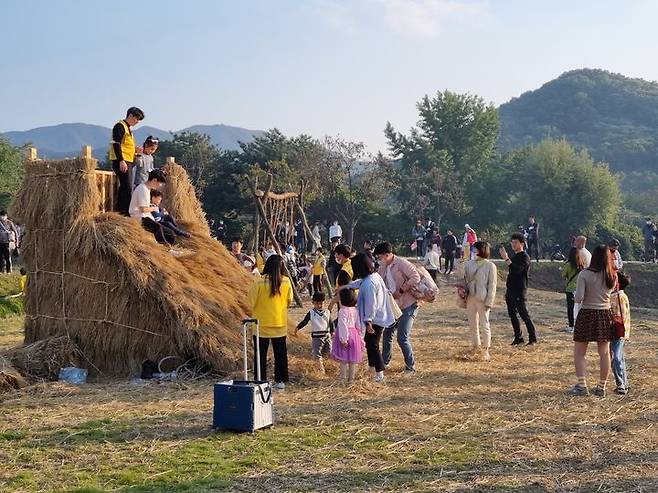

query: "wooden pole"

left=81, top=145, right=92, bottom=159
left=246, top=175, right=303, bottom=308
left=26, top=147, right=38, bottom=161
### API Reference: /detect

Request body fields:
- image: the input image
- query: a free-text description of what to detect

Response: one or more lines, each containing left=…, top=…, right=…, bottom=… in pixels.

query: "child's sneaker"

left=564, top=326, right=574, bottom=333
left=615, top=387, right=627, bottom=395
left=373, top=374, right=385, bottom=383
left=274, top=382, right=286, bottom=390
left=568, top=384, right=589, bottom=396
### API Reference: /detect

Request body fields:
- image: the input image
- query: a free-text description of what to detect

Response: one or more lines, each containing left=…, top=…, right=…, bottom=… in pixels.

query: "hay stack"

left=8, top=336, right=82, bottom=380
left=9, top=156, right=254, bottom=376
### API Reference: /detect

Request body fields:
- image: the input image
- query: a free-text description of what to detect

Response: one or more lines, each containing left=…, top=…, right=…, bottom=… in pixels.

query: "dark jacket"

left=441, top=234, right=458, bottom=252
left=506, top=251, right=531, bottom=297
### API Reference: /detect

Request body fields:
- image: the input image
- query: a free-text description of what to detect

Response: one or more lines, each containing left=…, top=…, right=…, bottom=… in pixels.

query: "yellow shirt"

left=248, top=276, right=293, bottom=338
left=20, top=275, right=27, bottom=292
left=312, top=254, right=325, bottom=276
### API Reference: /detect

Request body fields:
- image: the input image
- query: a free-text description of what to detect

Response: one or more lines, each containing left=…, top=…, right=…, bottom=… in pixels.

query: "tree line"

left=0, top=88, right=649, bottom=258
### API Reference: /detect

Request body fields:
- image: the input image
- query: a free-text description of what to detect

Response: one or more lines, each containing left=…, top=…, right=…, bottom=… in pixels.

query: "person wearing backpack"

left=561, top=247, right=584, bottom=333
left=0, top=211, right=19, bottom=274
left=373, top=242, right=421, bottom=374
left=463, top=241, right=497, bottom=361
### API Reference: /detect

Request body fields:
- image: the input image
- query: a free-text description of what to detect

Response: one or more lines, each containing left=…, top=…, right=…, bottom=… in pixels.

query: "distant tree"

left=385, top=90, right=499, bottom=226
left=156, top=132, right=219, bottom=195
left=515, top=139, right=622, bottom=242
left=0, top=138, right=25, bottom=210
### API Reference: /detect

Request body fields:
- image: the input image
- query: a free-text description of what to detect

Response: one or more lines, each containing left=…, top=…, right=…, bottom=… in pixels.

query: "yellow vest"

left=109, top=120, right=136, bottom=162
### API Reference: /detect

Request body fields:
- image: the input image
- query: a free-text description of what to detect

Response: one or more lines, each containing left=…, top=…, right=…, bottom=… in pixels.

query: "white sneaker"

left=274, top=382, right=286, bottom=390
left=565, top=327, right=574, bottom=333
left=373, top=374, right=385, bottom=383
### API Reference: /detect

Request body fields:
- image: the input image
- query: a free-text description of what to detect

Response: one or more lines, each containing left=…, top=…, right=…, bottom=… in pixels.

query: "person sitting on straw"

left=150, top=190, right=191, bottom=238
left=129, top=170, right=176, bottom=245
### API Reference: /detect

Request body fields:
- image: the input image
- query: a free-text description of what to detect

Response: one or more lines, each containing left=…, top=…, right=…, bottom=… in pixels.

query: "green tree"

left=0, top=137, right=25, bottom=210
left=385, top=90, right=499, bottom=226
left=514, top=139, right=622, bottom=242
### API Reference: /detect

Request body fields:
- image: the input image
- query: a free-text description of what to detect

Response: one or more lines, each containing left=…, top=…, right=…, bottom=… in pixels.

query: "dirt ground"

left=1, top=264, right=657, bottom=492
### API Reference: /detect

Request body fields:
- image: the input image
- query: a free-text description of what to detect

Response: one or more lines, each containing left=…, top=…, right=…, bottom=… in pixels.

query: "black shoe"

left=527, top=340, right=537, bottom=346
left=511, top=339, right=524, bottom=346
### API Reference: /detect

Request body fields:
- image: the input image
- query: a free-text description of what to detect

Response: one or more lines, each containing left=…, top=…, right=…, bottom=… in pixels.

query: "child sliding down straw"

left=330, top=288, right=364, bottom=382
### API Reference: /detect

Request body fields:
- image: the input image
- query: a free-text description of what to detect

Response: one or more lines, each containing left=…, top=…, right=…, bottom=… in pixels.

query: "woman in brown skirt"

left=569, top=245, right=617, bottom=397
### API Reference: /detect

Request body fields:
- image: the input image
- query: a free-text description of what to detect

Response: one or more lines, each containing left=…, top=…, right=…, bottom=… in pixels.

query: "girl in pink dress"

left=331, top=288, right=365, bottom=382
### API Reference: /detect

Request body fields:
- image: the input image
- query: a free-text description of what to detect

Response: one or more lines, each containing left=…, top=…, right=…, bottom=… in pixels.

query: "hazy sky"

left=2, top=0, right=657, bottom=152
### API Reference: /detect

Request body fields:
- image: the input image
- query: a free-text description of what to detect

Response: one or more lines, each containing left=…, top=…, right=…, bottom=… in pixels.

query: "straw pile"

left=0, top=355, right=27, bottom=393
left=8, top=336, right=82, bottom=380
left=8, top=156, right=254, bottom=376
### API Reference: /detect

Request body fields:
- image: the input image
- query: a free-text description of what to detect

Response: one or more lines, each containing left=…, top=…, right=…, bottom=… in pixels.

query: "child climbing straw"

left=330, top=287, right=364, bottom=382
left=248, top=254, right=293, bottom=390
left=295, top=292, right=332, bottom=373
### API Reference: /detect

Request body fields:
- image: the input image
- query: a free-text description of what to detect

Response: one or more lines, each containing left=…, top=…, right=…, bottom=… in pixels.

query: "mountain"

left=1, top=122, right=264, bottom=159
left=499, top=68, right=658, bottom=172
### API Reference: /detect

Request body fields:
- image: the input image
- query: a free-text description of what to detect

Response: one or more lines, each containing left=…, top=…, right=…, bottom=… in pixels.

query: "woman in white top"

left=463, top=241, right=497, bottom=361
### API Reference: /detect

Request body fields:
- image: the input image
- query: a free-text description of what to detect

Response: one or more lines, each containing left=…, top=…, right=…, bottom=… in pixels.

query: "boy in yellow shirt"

left=312, top=247, right=326, bottom=295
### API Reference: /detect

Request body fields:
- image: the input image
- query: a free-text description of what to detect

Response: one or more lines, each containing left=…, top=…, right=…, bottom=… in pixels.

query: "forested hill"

left=499, top=69, right=658, bottom=172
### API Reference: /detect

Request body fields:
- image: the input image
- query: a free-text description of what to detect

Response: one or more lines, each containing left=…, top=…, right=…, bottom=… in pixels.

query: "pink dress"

left=330, top=306, right=365, bottom=363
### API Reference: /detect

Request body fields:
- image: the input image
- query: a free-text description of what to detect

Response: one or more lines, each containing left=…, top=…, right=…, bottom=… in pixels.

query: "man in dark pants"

left=526, top=216, right=540, bottom=262
left=110, top=107, right=145, bottom=215
left=499, top=232, right=538, bottom=346
left=441, top=229, right=458, bottom=274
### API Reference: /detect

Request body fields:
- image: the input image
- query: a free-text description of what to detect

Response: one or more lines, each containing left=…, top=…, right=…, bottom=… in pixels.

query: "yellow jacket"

left=248, top=276, right=293, bottom=338
left=108, top=120, right=136, bottom=162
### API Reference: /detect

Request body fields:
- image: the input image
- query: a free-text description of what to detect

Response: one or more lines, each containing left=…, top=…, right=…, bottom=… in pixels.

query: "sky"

left=2, top=0, right=658, bottom=153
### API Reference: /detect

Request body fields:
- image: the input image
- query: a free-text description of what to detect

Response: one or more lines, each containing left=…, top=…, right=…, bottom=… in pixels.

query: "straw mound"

left=9, top=156, right=254, bottom=377
left=0, top=356, right=27, bottom=393
left=8, top=336, right=82, bottom=380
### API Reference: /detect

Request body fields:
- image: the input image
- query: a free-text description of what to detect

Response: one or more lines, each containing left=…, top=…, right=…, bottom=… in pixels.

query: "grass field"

left=1, top=269, right=657, bottom=492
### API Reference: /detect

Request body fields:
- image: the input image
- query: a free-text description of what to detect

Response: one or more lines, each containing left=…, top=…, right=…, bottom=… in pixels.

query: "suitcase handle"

left=242, top=319, right=261, bottom=381
left=257, top=383, right=272, bottom=404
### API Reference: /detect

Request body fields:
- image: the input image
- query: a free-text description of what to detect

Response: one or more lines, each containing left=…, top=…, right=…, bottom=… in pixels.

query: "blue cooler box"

left=213, top=380, right=273, bottom=432
left=213, top=319, right=274, bottom=432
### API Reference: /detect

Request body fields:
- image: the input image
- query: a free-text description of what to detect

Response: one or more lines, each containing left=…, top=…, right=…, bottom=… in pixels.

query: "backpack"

left=0, top=221, right=14, bottom=244
left=409, top=264, right=439, bottom=303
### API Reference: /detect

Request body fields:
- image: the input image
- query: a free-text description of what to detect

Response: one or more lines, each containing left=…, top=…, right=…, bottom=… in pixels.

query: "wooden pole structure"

left=245, top=175, right=303, bottom=308
left=26, top=147, right=38, bottom=161
left=81, top=145, right=93, bottom=159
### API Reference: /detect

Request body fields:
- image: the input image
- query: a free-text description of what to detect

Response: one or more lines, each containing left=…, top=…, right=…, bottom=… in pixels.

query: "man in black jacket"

left=526, top=216, right=540, bottom=262
left=499, top=233, right=538, bottom=346
left=441, top=229, right=458, bottom=274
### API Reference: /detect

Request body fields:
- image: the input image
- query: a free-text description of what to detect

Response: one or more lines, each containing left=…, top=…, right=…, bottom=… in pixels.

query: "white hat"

left=465, top=224, right=470, bottom=229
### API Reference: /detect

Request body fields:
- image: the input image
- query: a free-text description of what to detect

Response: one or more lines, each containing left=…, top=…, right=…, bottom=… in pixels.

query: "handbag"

left=388, top=292, right=403, bottom=319
left=613, top=293, right=625, bottom=339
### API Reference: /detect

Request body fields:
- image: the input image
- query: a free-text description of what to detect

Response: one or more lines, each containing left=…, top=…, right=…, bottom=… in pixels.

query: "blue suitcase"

left=213, top=319, right=273, bottom=432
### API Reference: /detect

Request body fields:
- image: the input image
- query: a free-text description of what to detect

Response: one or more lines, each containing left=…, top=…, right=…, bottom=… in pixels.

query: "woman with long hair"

left=561, top=247, right=585, bottom=333
left=248, top=254, right=293, bottom=390
left=569, top=245, right=617, bottom=397
left=463, top=241, right=497, bottom=361
left=349, top=253, right=396, bottom=383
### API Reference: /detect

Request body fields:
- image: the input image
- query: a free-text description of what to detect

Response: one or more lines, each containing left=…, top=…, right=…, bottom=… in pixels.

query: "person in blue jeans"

left=611, top=271, right=631, bottom=395
left=373, top=242, right=422, bottom=373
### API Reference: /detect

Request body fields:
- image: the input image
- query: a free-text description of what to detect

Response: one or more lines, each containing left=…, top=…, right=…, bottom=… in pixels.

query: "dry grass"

left=1, top=263, right=657, bottom=492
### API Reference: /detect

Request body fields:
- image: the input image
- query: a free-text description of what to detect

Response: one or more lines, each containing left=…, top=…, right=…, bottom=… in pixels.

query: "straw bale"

left=9, top=156, right=258, bottom=376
